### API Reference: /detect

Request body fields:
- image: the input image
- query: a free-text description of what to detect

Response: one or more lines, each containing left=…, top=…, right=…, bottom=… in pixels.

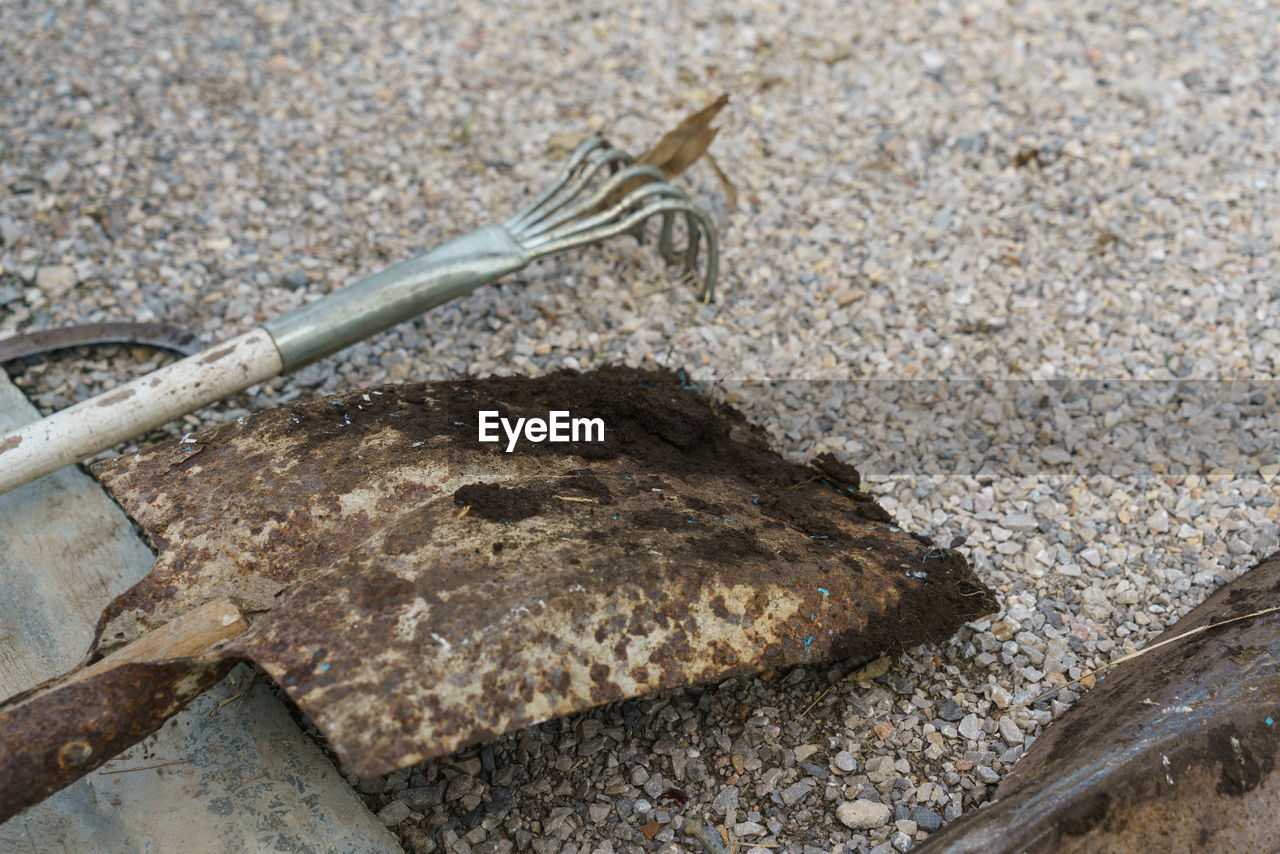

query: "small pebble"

left=998, top=716, right=1024, bottom=746
left=913, top=807, right=944, bottom=832
left=936, top=699, right=964, bottom=721
left=34, top=265, right=76, bottom=298
left=837, top=800, right=892, bottom=830
left=376, top=800, right=411, bottom=826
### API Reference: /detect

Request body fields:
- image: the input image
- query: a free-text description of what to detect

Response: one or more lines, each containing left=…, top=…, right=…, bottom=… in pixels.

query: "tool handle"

left=264, top=224, right=528, bottom=371
left=0, top=329, right=282, bottom=494
left=0, top=226, right=531, bottom=496
left=0, top=599, right=244, bottom=824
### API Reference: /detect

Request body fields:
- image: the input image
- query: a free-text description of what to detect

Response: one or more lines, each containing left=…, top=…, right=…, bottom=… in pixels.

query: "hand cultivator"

left=0, top=128, right=720, bottom=495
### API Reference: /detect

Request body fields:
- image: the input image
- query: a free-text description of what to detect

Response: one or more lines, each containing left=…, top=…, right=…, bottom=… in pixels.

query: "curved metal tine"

left=653, top=209, right=703, bottom=288
left=657, top=208, right=716, bottom=303
left=520, top=178, right=686, bottom=251
left=524, top=198, right=699, bottom=258
left=516, top=163, right=670, bottom=242
left=506, top=147, right=632, bottom=236
left=690, top=210, right=719, bottom=303
left=527, top=198, right=719, bottom=301
left=508, top=146, right=631, bottom=235
left=680, top=213, right=711, bottom=300
left=659, top=211, right=703, bottom=270
left=503, top=137, right=611, bottom=233
left=659, top=212, right=676, bottom=262
left=506, top=143, right=620, bottom=234
left=645, top=205, right=718, bottom=304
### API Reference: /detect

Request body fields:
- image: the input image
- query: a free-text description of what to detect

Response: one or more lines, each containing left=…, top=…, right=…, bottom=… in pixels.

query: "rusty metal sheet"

left=917, top=551, right=1280, bottom=854
left=1, top=367, right=994, bottom=819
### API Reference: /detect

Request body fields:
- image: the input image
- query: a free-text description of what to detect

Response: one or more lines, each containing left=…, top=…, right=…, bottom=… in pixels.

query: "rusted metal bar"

left=0, top=322, right=202, bottom=364
left=915, top=551, right=1280, bottom=853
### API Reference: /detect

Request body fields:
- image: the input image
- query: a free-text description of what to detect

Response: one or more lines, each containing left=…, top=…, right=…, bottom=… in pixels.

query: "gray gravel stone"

left=975, top=766, right=1001, bottom=784
left=34, top=265, right=75, bottom=298
left=913, top=807, right=944, bottom=832
left=780, top=780, right=813, bottom=806
left=377, top=800, right=412, bottom=826
left=998, top=716, right=1024, bottom=746
left=41, top=159, right=70, bottom=187
left=837, top=800, right=892, bottom=830
left=1081, top=586, right=1112, bottom=621
left=711, top=786, right=739, bottom=816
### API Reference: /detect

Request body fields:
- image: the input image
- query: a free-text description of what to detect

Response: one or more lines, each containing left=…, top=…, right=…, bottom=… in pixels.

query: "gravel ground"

left=3, top=0, right=1279, bottom=852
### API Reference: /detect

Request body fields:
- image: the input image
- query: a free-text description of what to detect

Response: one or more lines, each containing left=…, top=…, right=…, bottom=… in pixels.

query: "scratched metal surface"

left=916, top=551, right=1280, bottom=854
left=8, top=368, right=991, bottom=808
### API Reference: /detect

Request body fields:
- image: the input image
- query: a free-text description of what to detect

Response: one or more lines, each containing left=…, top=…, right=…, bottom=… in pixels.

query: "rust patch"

left=4, top=368, right=992, bottom=813
left=453, top=483, right=543, bottom=523
left=0, top=434, right=19, bottom=453
left=94, top=387, right=136, bottom=407
left=916, top=551, right=1280, bottom=854
left=198, top=343, right=237, bottom=364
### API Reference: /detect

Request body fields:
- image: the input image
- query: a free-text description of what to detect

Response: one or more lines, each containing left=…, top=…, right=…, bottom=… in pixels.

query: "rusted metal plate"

left=917, top=551, right=1280, bottom=854
left=2, top=367, right=993, bottom=817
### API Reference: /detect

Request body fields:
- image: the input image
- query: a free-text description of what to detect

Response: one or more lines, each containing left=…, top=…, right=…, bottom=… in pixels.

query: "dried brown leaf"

left=602, top=94, right=732, bottom=211
left=637, top=93, right=730, bottom=179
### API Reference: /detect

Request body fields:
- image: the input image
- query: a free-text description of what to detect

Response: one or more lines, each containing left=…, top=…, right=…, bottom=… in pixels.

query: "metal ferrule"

left=264, top=224, right=530, bottom=372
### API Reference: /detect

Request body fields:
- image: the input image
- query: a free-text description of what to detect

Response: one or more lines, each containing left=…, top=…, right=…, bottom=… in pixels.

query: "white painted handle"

left=0, top=329, right=283, bottom=494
